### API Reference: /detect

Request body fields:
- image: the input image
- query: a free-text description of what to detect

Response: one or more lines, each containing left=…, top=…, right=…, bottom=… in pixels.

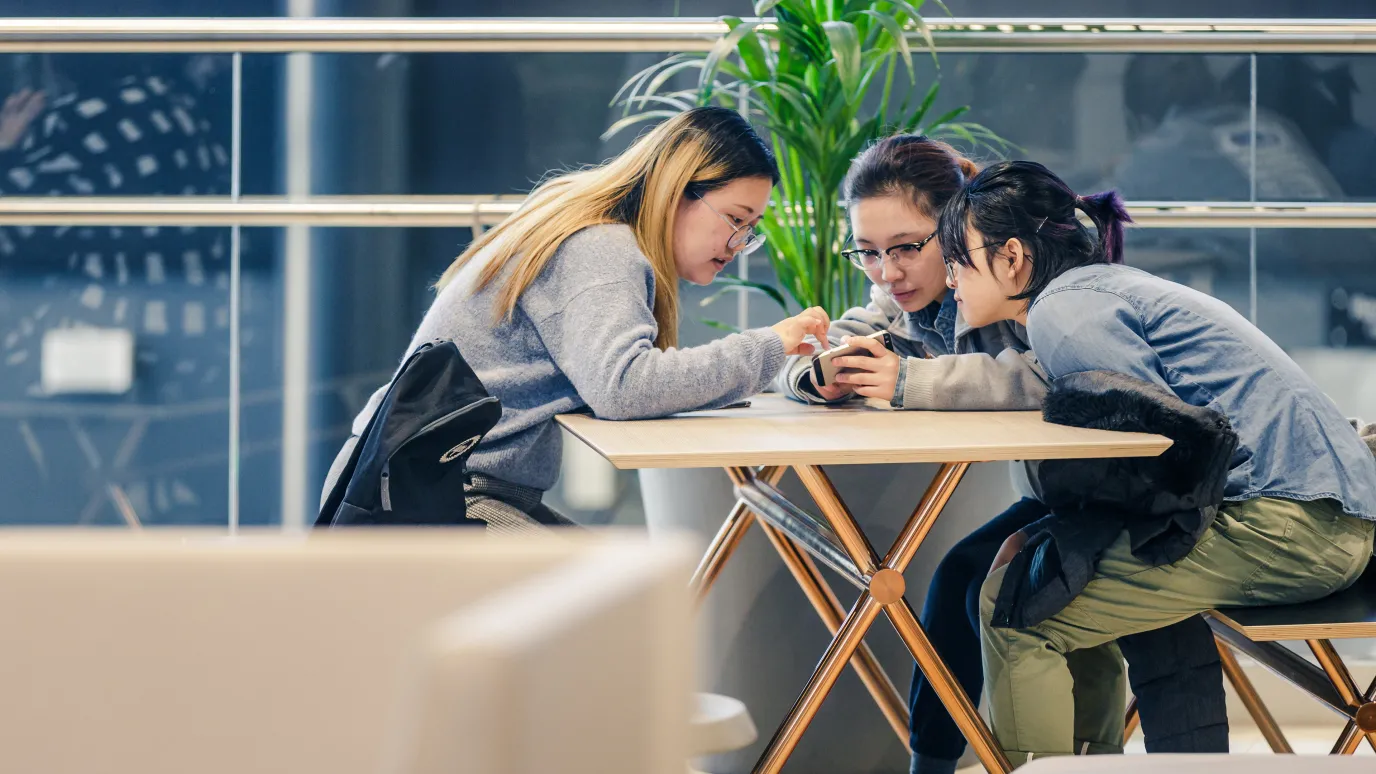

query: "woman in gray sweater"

left=328, top=107, right=830, bottom=531
left=774, top=135, right=1049, bottom=774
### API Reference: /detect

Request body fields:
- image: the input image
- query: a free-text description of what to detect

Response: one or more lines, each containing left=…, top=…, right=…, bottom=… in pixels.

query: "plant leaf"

left=906, top=78, right=941, bottom=130
left=701, top=276, right=791, bottom=312
left=610, top=54, right=694, bottom=112
left=700, top=18, right=758, bottom=102
left=700, top=318, right=744, bottom=334
left=917, top=104, right=969, bottom=133
left=822, top=21, right=862, bottom=98
left=729, top=19, right=773, bottom=82
left=620, top=93, right=697, bottom=112
left=640, top=57, right=708, bottom=101
left=932, top=121, right=1019, bottom=155
left=601, top=110, right=679, bottom=141
left=755, top=0, right=784, bottom=15
left=883, top=0, right=939, bottom=66
left=855, top=10, right=914, bottom=79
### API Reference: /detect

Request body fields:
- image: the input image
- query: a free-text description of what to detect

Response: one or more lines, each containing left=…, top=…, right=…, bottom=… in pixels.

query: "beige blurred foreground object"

left=1020, top=754, right=1375, bottom=772
left=0, top=529, right=694, bottom=774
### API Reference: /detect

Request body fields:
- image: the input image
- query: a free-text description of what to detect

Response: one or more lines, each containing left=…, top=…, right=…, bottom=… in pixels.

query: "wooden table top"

left=556, top=394, right=1172, bottom=470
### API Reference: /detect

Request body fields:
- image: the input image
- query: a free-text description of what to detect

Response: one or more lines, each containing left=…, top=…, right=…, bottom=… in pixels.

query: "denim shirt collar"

left=907, top=292, right=959, bottom=356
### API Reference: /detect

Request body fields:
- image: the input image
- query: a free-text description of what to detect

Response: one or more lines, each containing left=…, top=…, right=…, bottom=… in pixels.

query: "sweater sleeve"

left=532, top=280, right=786, bottom=420
left=774, top=298, right=908, bottom=404
left=898, top=348, right=1050, bottom=410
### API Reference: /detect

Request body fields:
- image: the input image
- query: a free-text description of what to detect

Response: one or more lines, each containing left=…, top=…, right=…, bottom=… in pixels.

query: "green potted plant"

left=607, top=0, right=1002, bottom=320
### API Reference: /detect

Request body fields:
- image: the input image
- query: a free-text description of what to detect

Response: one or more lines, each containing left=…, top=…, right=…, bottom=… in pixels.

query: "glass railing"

left=0, top=17, right=1373, bottom=532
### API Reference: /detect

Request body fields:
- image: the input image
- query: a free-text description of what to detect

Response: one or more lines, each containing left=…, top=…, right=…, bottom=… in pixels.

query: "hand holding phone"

left=810, top=330, right=894, bottom=387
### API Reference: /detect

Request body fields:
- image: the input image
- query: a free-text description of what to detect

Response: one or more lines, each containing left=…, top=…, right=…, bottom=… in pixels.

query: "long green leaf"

left=639, top=58, right=708, bottom=101
left=902, top=79, right=942, bottom=132
left=601, top=110, right=679, bottom=141
left=883, top=0, right=939, bottom=66
left=699, top=277, right=791, bottom=312
left=853, top=10, right=914, bottom=79
left=932, top=121, right=1019, bottom=155
left=700, top=319, right=744, bottom=334
left=731, top=21, right=773, bottom=82
left=610, top=54, right=694, bottom=112
left=755, top=0, right=784, bottom=15
left=620, top=93, right=697, bottom=112
left=699, top=18, right=758, bottom=102
left=917, top=104, right=969, bottom=133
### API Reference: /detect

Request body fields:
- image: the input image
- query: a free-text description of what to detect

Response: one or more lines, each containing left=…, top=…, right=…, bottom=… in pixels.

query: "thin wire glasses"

left=696, top=194, right=766, bottom=255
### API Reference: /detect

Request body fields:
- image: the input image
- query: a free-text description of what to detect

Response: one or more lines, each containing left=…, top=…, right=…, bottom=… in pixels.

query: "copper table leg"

left=688, top=465, right=784, bottom=602
left=888, top=599, right=1013, bottom=774
left=1216, top=637, right=1292, bottom=753
left=1308, top=639, right=1376, bottom=754
left=753, top=592, right=886, bottom=774
left=1330, top=675, right=1375, bottom=756
left=758, top=519, right=912, bottom=748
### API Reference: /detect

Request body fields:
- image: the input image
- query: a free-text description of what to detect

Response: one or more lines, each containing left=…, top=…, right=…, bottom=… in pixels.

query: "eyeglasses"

left=842, top=231, right=937, bottom=271
left=696, top=194, right=766, bottom=255
left=943, top=242, right=998, bottom=284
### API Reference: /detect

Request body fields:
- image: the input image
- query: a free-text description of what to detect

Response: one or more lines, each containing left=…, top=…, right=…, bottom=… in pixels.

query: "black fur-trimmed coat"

left=991, top=370, right=1239, bottom=630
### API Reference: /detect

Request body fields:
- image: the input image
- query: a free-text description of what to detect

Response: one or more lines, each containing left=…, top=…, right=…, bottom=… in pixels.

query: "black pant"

left=907, top=497, right=1048, bottom=760
left=906, top=498, right=1230, bottom=761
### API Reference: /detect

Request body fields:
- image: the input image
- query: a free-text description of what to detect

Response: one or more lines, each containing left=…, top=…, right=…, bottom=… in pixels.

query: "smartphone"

left=810, top=330, right=894, bottom=387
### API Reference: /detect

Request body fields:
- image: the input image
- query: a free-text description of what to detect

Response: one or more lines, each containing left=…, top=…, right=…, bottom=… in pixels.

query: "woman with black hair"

left=940, top=160, right=1376, bottom=766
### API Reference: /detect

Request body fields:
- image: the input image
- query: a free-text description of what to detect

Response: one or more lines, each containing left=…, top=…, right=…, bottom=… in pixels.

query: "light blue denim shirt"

left=1027, top=264, right=1376, bottom=522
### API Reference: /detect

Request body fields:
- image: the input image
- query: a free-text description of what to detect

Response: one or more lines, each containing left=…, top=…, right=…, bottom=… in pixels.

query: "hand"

left=831, top=335, right=902, bottom=402
left=813, top=380, right=853, bottom=401
left=772, top=306, right=832, bottom=356
left=990, top=530, right=1030, bottom=575
left=0, top=89, right=44, bottom=151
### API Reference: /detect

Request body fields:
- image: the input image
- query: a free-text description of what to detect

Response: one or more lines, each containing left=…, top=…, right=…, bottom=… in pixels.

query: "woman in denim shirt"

left=940, top=160, right=1376, bottom=766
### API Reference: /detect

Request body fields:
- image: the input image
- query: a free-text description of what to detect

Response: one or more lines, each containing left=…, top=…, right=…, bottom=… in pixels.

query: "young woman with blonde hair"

left=326, top=106, right=830, bottom=530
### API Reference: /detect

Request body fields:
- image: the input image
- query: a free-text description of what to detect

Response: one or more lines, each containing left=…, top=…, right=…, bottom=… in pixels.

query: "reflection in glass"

left=0, top=53, right=242, bottom=526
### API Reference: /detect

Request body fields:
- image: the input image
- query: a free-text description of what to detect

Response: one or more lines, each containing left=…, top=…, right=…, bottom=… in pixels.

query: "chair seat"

left=1211, top=560, right=1376, bottom=641
left=688, top=692, right=757, bottom=757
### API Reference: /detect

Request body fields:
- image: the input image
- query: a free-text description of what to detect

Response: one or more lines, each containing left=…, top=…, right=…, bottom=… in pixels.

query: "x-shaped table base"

left=688, top=463, right=1013, bottom=774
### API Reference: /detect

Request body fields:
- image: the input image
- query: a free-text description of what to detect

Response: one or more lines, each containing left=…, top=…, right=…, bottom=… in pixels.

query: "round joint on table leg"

left=1356, top=702, right=1376, bottom=732
left=869, top=568, right=906, bottom=604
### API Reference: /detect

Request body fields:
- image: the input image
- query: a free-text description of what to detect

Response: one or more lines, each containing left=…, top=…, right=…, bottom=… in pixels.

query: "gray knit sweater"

left=775, top=284, right=1049, bottom=410
left=351, top=224, right=786, bottom=492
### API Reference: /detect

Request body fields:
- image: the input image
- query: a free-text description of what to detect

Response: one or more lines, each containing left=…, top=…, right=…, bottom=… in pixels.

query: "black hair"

left=841, top=134, right=978, bottom=219
left=939, top=160, right=1132, bottom=302
left=681, top=105, right=780, bottom=196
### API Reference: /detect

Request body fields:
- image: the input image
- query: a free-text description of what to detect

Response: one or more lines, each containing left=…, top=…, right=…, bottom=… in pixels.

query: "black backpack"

left=316, top=341, right=501, bottom=527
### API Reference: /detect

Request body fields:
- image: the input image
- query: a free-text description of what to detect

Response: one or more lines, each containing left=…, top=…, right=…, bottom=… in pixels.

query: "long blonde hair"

left=435, top=106, right=778, bottom=349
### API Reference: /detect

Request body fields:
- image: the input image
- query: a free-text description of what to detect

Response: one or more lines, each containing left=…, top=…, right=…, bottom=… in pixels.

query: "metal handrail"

left=1, top=17, right=1376, bottom=53
left=1, top=196, right=1374, bottom=228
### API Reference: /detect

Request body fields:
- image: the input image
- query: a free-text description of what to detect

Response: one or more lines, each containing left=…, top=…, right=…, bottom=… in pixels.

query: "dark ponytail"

left=939, top=160, right=1134, bottom=302
left=842, top=134, right=977, bottom=219
left=1074, top=190, right=1131, bottom=266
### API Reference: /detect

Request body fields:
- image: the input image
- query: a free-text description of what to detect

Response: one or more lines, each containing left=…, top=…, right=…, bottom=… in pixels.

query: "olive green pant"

left=978, top=497, right=1375, bottom=767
